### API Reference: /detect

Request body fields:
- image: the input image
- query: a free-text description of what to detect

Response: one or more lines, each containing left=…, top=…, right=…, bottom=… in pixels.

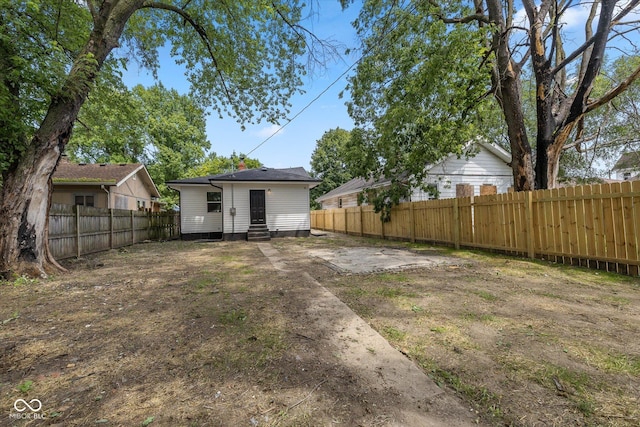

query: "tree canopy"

left=343, top=0, right=640, bottom=198
left=68, top=81, right=212, bottom=206
left=187, top=152, right=262, bottom=177
left=0, top=0, right=334, bottom=277
left=309, top=128, right=353, bottom=209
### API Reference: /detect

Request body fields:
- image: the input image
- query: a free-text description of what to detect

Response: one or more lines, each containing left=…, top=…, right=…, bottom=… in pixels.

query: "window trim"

left=74, top=194, right=95, bottom=207
left=207, top=191, right=222, bottom=213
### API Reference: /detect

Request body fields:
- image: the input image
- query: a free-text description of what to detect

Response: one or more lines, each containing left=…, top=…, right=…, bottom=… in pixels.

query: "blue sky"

left=121, top=2, right=362, bottom=171
left=120, top=1, right=640, bottom=172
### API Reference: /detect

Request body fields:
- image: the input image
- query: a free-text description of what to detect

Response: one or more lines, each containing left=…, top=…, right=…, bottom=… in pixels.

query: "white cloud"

left=559, top=2, right=597, bottom=29
left=255, top=124, right=285, bottom=139
left=513, top=2, right=594, bottom=29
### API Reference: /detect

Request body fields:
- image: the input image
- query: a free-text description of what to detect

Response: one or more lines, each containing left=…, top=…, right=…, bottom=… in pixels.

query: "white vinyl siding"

left=412, top=147, right=512, bottom=200
left=265, top=184, right=310, bottom=232
left=222, top=183, right=310, bottom=233
left=175, top=186, right=222, bottom=233
left=222, top=184, right=250, bottom=234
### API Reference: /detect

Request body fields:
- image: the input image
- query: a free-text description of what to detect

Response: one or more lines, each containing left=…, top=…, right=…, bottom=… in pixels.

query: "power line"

left=245, top=59, right=359, bottom=157
left=245, top=2, right=417, bottom=158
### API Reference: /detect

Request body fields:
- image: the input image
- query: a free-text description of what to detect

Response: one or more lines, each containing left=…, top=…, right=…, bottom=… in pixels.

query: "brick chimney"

left=238, top=157, right=246, bottom=170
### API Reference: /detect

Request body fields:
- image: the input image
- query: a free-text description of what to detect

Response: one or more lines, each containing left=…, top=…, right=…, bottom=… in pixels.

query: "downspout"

left=209, top=182, right=223, bottom=240
left=231, top=184, right=235, bottom=235
left=101, top=185, right=110, bottom=209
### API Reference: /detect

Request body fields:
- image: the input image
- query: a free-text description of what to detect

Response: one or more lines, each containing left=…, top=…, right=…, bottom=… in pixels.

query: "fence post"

left=526, top=191, right=534, bottom=259
left=109, top=208, right=114, bottom=249
left=147, top=210, right=152, bottom=240
left=453, top=198, right=460, bottom=250
left=359, top=206, right=364, bottom=236
left=131, top=210, right=135, bottom=245
left=332, top=209, right=336, bottom=233
left=75, top=204, right=81, bottom=258
left=344, top=208, right=348, bottom=234
left=409, top=202, right=415, bottom=243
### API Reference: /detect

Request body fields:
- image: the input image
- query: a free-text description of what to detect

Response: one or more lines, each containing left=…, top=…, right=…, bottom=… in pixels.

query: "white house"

left=167, top=167, right=321, bottom=241
left=612, top=151, right=640, bottom=181
left=316, top=142, right=513, bottom=209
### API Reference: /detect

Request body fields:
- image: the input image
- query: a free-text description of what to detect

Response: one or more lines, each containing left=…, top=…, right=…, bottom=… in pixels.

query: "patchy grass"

left=2, top=234, right=639, bottom=427
left=296, top=233, right=640, bottom=427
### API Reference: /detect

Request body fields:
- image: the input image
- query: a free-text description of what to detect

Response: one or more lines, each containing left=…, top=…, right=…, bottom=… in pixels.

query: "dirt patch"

left=274, top=232, right=640, bottom=426
left=1, top=233, right=638, bottom=426
left=305, top=247, right=459, bottom=274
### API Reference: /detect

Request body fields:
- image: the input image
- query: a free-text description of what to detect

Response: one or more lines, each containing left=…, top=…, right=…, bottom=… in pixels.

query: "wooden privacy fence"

left=311, top=181, right=640, bottom=276
left=49, top=204, right=180, bottom=260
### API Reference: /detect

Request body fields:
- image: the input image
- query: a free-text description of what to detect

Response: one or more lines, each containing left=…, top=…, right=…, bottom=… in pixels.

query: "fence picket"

left=49, top=204, right=180, bottom=260
left=311, top=182, right=640, bottom=276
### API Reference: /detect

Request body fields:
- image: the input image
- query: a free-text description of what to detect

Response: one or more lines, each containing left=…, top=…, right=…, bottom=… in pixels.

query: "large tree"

left=344, top=0, right=640, bottom=193
left=309, top=127, right=353, bottom=209
left=187, top=152, right=262, bottom=178
left=69, top=82, right=212, bottom=205
left=0, top=0, right=333, bottom=278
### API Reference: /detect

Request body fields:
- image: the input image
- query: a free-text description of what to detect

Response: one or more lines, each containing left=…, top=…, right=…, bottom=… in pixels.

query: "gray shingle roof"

left=53, top=157, right=160, bottom=197
left=166, top=167, right=320, bottom=185
left=53, top=157, right=142, bottom=183
left=315, top=176, right=393, bottom=201
left=613, top=151, right=640, bottom=171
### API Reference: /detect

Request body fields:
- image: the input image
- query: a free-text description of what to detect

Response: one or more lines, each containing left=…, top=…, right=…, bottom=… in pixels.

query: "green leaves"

left=309, top=128, right=354, bottom=209
left=2, top=0, right=331, bottom=176
left=68, top=82, right=211, bottom=206
left=345, top=0, right=494, bottom=211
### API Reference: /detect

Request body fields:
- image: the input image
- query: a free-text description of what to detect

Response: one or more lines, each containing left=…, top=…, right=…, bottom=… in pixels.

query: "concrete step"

left=247, top=225, right=271, bottom=241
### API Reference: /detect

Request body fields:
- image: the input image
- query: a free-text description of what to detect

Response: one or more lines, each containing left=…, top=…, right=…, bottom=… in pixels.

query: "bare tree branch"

left=586, top=63, right=640, bottom=113
left=426, top=0, right=489, bottom=24
left=612, top=0, right=640, bottom=24
left=140, top=1, right=232, bottom=102
left=551, top=1, right=599, bottom=77
left=270, top=1, right=340, bottom=71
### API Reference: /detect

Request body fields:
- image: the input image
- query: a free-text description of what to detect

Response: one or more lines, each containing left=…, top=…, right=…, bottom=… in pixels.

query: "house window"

left=137, top=200, right=146, bottom=211
left=624, top=172, right=631, bottom=181
left=207, top=192, right=222, bottom=212
left=338, top=198, right=343, bottom=208
left=75, top=195, right=95, bottom=207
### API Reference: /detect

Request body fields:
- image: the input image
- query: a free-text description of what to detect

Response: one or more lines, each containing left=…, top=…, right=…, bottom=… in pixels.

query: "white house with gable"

left=167, top=166, right=320, bottom=241
left=316, top=142, right=513, bottom=209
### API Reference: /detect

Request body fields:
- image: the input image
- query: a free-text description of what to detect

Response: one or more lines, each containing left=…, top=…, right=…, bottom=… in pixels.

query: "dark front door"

left=250, top=190, right=266, bottom=225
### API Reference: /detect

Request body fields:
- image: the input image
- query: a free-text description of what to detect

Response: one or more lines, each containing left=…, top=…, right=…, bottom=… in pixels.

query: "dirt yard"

left=1, top=233, right=638, bottom=426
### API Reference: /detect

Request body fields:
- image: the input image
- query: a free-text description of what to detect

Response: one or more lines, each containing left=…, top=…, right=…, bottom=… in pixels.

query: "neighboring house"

left=317, top=142, right=512, bottom=209
left=166, top=166, right=321, bottom=241
left=612, top=151, right=640, bottom=181
left=52, top=157, right=162, bottom=211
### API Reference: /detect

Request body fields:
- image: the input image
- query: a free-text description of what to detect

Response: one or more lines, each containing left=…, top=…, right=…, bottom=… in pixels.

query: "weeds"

left=17, top=380, right=33, bottom=394
left=381, top=325, right=406, bottom=341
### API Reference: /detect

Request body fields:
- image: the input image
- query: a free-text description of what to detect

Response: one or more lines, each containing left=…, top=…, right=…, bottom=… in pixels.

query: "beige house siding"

left=320, top=193, right=360, bottom=210
left=52, top=170, right=157, bottom=211
left=51, top=186, right=109, bottom=208
left=110, top=171, right=155, bottom=210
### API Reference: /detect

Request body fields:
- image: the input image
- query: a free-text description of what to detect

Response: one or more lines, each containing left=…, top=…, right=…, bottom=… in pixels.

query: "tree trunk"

left=545, top=121, right=577, bottom=189
left=0, top=141, right=66, bottom=278
left=486, top=0, right=534, bottom=191
left=0, top=1, right=139, bottom=278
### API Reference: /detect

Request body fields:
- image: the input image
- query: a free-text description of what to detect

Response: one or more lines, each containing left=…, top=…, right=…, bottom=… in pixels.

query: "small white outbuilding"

left=167, top=167, right=320, bottom=241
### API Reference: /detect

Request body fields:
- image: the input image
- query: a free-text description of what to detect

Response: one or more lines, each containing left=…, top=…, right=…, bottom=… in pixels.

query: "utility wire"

left=245, top=58, right=359, bottom=157
left=245, top=2, right=417, bottom=158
